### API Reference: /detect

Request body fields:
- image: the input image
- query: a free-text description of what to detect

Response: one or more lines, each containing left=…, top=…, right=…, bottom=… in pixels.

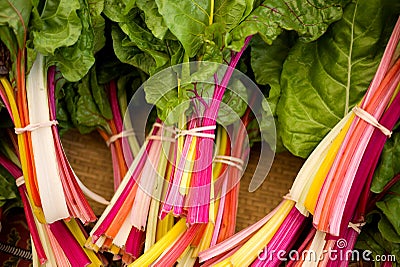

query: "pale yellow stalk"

left=214, top=200, right=295, bottom=267
left=129, top=219, right=187, bottom=267
left=303, top=113, right=354, bottom=214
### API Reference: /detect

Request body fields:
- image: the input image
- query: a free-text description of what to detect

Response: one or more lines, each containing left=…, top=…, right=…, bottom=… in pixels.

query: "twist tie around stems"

left=15, top=176, right=25, bottom=187
left=106, top=129, right=136, bottom=147
left=175, top=125, right=216, bottom=139
left=353, top=106, right=392, bottom=137
left=14, top=120, right=58, bottom=134
left=348, top=221, right=366, bottom=234
left=214, top=155, right=244, bottom=171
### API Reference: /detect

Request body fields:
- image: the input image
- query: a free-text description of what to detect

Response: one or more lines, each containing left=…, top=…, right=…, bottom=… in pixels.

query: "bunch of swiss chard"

left=0, top=0, right=399, bottom=266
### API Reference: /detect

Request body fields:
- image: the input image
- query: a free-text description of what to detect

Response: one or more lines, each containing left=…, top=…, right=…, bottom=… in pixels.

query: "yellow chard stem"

left=303, top=113, right=355, bottom=214
left=65, top=219, right=102, bottom=266
left=1, top=77, right=45, bottom=223
left=209, top=0, right=214, bottom=25
left=214, top=200, right=295, bottom=267
left=129, top=219, right=188, bottom=267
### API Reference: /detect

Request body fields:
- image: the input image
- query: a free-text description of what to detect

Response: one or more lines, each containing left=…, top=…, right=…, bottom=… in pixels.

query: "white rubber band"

left=153, top=122, right=176, bottom=135
left=348, top=222, right=366, bottom=234
left=15, top=176, right=25, bottom=187
left=214, top=155, right=244, bottom=171
left=353, top=106, right=392, bottom=137
left=175, top=125, right=216, bottom=139
left=14, top=120, right=58, bottom=135
left=106, top=129, right=136, bottom=147
left=146, top=135, right=176, bottom=143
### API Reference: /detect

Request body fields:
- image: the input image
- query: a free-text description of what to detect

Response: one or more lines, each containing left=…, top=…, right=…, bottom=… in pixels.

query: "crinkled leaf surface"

left=31, top=0, right=81, bottom=55
left=251, top=32, right=292, bottom=115
left=276, top=0, right=392, bottom=158
left=0, top=0, right=32, bottom=51
left=136, top=0, right=168, bottom=39
left=155, top=0, right=210, bottom=57
left=371, top=132, right=400, bottom=193
left=89, top=66, right=113, bottom=120
left=356, top=212, right=400, bottom=263
left=64, top=73, right=110, bottom=133
left=111, top=25, right=159, bottom=75
left=88, top=0, right=106, bottom=54
left=227, top=0, right=345, bottom=52
left=41, top=0, right=103, bottom=81
left=251, top=33, right=293, bottom=151
left=155, top=0, right=251, bottom=57
left=376, top=182, right=400, bottom=239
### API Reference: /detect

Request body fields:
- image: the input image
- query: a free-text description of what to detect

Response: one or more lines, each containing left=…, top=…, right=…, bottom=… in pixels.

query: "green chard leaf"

left=227, top=0, right=345, bottom=52
left=376, top=182, right=400, bottom=238
left=136, top=0, right=168, bottom=40
left=356, top=212, right=400, bottom=263
left=31, top=0, right=82, bottom=55
left=371, top=131, right=400, bottom=193
left=88, top=0, right=106, bottom=54
left=64, top=68, right=111, bottom=134
left=118, top=13, right=169, bottom=71
left=0, top=0, right=32, bottom=51
left=31, top=0, right=105, bottom=82
left=276, top=0, right=396, bottom=158
left=0, top=166, right=18, bottom=208
left=111, top=24, right=160, bottom=75
left=251, top=33, right=294, bottom=151
left=143, top=66, right=190, bottom=124
left=155, top=0, right=210, bottom=57
left=155, top=0, right=251, bottom=58
left=0, top=0, right=32, bottom=78
left=250, top=32, right=293, bottom=115
left=90, top=66, right=113, bottom=120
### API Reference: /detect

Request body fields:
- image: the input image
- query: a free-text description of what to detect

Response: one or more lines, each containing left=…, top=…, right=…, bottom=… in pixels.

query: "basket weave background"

left=61, top=129, right=305, bottom=231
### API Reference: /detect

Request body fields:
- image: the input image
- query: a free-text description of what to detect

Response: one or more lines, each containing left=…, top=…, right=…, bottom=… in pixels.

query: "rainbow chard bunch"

left=0, top=126, right=106, bottom=266
left=199, top=1, right=400, bottom=266
left=0, top=0, right=112, bottom=265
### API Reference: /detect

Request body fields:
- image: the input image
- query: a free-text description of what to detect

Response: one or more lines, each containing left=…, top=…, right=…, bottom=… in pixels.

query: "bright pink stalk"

left=49, top=221, right=91, bottom=267
left=125, top=228, right=145, bottom=262
left=161, top=118, right=197, bottom=218
left=325, top=226, right=359, bottom=267
left=339, top=84, right=400, bottom=235
left=199, top=200, right=283, bottom=263
left=211, top=171, right=228, bottom=245
left=0, top=154, right=47, bottom=264
left=251, top=207, right=308, bottom=267
left=314, top=21, right=400, bottom=235
left=286, top=227, right=317, bottom=267
left=110, top=144, right=122, bottom=190
left=186, top=36, right=252, bottom=224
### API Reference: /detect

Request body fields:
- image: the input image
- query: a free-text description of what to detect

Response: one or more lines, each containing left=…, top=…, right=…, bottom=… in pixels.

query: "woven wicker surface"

left=61, top=130, right=305, bottom=231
